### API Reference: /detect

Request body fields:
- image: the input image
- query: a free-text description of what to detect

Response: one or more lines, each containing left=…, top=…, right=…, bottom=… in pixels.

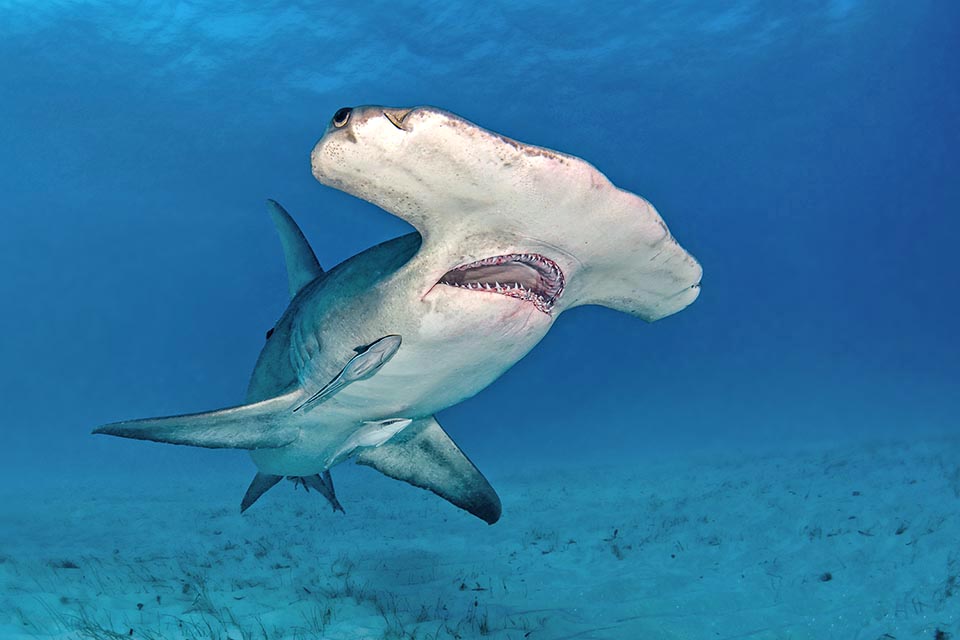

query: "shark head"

left=311, top=105, right=701, bottom=321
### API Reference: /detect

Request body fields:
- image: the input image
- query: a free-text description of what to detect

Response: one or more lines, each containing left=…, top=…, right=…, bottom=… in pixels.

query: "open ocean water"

left=1, top=1, right=958, bottom=638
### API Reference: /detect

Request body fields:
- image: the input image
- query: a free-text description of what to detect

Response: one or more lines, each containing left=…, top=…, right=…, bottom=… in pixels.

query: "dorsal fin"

left=267, top=199, right=323, bottom=299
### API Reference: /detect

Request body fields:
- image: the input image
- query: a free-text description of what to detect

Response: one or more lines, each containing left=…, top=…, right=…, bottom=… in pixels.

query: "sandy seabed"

left=2, top=435, right=958, bottom=640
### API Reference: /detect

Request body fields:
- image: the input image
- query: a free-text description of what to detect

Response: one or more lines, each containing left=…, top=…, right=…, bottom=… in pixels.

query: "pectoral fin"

left=93, top=391, right=302, bottom=449
left=355, top=416, right=501, bottom=524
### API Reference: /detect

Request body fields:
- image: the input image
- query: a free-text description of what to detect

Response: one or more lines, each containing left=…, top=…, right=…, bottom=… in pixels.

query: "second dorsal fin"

left=267, top=199, right=323, bottom=299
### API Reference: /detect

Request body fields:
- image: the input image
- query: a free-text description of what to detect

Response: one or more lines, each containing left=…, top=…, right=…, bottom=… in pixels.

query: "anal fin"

left=355, top=416, right=501, bottom=524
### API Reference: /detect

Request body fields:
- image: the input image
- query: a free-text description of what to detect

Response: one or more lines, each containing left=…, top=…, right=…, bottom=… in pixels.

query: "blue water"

left=2, top=2, right=958, bottom=638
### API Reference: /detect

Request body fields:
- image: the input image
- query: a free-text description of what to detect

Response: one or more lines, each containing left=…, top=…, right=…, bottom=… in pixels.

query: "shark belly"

left=248, top=281, right=553, bottom=476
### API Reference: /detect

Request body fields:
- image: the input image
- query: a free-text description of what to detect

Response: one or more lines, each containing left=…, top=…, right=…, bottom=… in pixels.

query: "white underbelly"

left=251, top=286, right=554, bottom=475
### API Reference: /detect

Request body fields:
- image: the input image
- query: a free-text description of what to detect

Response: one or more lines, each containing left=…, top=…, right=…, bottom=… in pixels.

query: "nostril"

left=332, top=107, right=352, bottom=128
left=384, top=108, right=412, bottom=130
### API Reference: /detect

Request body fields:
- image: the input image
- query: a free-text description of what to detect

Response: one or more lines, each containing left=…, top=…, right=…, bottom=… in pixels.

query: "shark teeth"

left=437, top=253, right=565, bottom=314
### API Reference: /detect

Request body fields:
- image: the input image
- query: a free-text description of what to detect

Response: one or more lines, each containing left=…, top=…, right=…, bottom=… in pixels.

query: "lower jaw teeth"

left=445, top=281, right=552, bottom=311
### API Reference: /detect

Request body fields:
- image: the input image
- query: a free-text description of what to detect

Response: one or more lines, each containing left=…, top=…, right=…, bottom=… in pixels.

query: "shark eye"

left=332, top=107, right=352, bottom=128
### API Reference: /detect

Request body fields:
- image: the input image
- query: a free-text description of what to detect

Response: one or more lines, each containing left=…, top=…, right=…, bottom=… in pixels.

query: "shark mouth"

left=438, top=253, right=565, bottom=314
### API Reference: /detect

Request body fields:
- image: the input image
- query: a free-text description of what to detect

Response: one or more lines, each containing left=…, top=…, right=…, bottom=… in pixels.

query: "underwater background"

left=2, top=1, right=958, bottom=638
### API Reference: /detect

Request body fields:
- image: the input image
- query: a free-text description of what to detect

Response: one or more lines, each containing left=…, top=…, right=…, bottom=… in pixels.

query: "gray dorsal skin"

left=94, top=106, right=701, bottom=525
left=240, top=472, right=283, bottom=513
left=293, top=335, right=402, bottom=412
left=267, top=199, right=324, bottom=298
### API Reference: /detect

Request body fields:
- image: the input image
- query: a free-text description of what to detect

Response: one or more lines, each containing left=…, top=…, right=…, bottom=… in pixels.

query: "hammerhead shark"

left=94, top=106, right=702, bottom=524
